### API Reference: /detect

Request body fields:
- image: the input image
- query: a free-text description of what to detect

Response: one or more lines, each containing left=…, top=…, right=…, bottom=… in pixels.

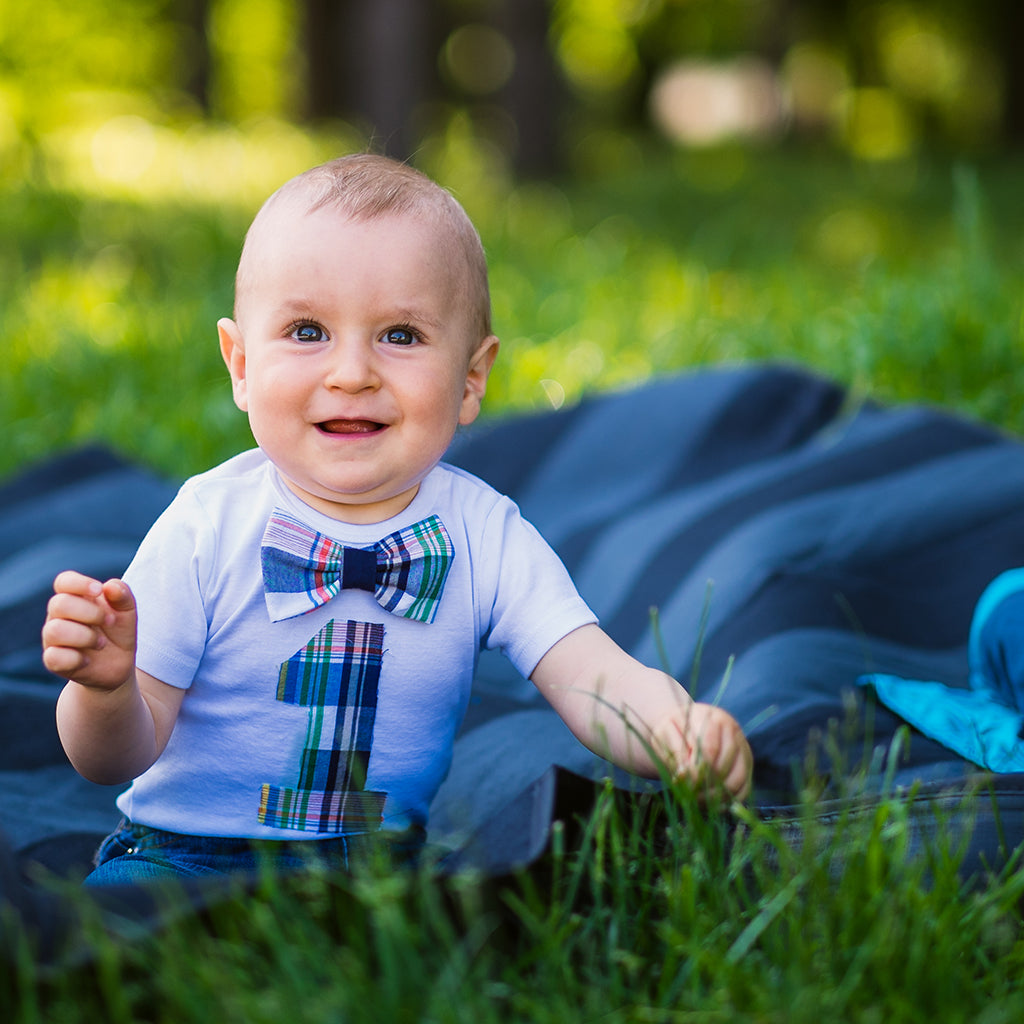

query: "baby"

left=42, top=154, right=752, bottom=884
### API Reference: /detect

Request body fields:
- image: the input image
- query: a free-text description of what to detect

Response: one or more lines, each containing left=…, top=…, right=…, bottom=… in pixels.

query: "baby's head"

left=219, top=154, right=500, bottom=523
left=234, top=154, right=491, bottom=341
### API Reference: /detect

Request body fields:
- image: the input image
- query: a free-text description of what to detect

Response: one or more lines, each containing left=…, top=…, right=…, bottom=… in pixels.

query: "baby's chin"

left=281, top=474, right=423, bottom=525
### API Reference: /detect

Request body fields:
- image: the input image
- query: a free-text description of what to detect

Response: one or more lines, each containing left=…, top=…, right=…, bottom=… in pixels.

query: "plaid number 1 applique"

left=259, top=619, right=387, bottom=833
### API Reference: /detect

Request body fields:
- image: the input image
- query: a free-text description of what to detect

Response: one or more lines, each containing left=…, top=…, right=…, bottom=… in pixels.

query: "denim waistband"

left=118, top=818, right=426, bottom=861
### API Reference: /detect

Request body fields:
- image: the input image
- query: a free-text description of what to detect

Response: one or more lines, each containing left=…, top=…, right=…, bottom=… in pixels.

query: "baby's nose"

left=324, top=340, right=379, bottom=391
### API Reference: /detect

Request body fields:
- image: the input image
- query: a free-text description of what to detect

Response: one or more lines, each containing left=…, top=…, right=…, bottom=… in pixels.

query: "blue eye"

left=383, top=326, right=417, bottom=346
left=292, top=323, right=326, bottom=343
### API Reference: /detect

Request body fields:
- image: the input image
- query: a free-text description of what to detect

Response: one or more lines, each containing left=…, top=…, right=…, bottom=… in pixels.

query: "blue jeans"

left=84, top=819, right=425, bottom=887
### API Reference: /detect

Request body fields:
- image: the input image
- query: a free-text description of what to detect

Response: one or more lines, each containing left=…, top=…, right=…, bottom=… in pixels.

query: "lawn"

left=4, top=136, right=1024, bottom=1020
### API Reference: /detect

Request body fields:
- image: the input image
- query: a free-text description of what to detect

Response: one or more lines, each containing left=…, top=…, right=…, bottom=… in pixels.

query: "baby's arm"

left=531, top=624, right=752, bottom=799
left=42, top=571, right=184, bottom=786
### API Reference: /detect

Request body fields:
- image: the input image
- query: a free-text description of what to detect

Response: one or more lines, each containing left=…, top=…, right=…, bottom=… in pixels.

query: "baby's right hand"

left=41, top=571, right=138, bottom=691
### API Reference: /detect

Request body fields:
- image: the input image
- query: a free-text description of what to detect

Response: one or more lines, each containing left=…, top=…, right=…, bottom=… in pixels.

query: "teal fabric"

left=860, top=569, right=1024, bottom=772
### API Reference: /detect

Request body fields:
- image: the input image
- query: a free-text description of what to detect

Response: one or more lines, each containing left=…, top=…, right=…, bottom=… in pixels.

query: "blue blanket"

left=4, top=363, right=1024, bottom=882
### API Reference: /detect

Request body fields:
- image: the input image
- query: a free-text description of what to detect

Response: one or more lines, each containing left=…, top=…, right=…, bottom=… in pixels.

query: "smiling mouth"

left=317, top=419, right=385, bottom=435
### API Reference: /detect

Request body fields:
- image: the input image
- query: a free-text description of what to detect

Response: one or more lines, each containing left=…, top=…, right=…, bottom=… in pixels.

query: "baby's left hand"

left=651, top=702, right=753, bottom=801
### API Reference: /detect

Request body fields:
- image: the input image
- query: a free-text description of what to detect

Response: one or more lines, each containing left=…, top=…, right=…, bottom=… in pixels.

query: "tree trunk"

left=994, top=1, right=1024, bottom=146
left=175, top=0, right=212, bottom=113
left=494, top=0, right=563, bottom=176
left=301, top=0, right=438, bottom=161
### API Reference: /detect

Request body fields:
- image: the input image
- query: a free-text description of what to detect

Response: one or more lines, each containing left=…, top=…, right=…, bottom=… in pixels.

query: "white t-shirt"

left=117, top=450, right=596, bottom=839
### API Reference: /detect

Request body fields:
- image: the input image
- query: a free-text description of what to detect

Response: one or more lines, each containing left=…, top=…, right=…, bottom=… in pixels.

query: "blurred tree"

left=300, top=0, right=442, bottom=159
left=298, top=0, right=562, bottom=173
left=471, top=0, right=565, bottom=176
left=981, top=0, right=1024, bottom=145
left=172, top=0, right=213, bottom=113
left=500, top=0, right=564, bottom=175
left=300, top=0, right=345, bottom=119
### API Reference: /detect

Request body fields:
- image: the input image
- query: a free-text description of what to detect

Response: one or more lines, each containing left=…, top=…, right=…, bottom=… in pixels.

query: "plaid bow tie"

left=261, top=509, right=454, bottom=624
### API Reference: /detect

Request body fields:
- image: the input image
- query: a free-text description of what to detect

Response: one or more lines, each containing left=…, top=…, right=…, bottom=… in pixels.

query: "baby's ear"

left=459, top=335, right=500, bottom=426
left=218, top=318, right=248, bottom=412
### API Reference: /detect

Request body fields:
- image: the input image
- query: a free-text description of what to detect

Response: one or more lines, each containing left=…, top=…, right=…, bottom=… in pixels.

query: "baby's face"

left=219, top=205, right=498, bottom=523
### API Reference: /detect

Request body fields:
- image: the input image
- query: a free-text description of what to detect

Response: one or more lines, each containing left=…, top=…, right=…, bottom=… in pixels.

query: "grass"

left=5, top=780, right=1024, bottom=1021
left=3, top=135, right=1024, bottom=1019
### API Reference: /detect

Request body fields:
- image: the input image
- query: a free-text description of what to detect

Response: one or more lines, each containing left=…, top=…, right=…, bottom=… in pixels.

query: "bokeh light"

left=839, top=87, right=915, bottom=162
left=649, top=57, right=785, bottom=146
left=441, top=24, right=516, bottom=96
left=782, top=44, right=849, bottom=132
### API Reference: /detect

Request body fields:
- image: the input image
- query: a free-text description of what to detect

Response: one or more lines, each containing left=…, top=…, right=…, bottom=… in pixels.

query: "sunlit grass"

left=480, top=149, right=1024, bottom=427
left=43, top=113, right=351, bottom=209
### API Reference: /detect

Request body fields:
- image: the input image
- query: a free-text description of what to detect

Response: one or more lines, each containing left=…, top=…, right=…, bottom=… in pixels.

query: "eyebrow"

left=389, top=306, right=447, bottom=331
left=267, top=298, right=318, bottom=318
left=262, top=298, right=450, bottom=331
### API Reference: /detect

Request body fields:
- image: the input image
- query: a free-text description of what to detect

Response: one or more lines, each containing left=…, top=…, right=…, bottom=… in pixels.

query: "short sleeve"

left=123, top=487, right=213, bottom=689
left=481, top=499, right=597, bottom=678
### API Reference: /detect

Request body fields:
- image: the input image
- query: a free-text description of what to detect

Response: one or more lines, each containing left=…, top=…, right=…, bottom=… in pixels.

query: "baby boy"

left=42, top=154, right=752, bottom=884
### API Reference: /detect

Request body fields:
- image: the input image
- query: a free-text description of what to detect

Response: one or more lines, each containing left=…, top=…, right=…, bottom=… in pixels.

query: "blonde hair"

left=235, top=154, right=492, bottom=337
